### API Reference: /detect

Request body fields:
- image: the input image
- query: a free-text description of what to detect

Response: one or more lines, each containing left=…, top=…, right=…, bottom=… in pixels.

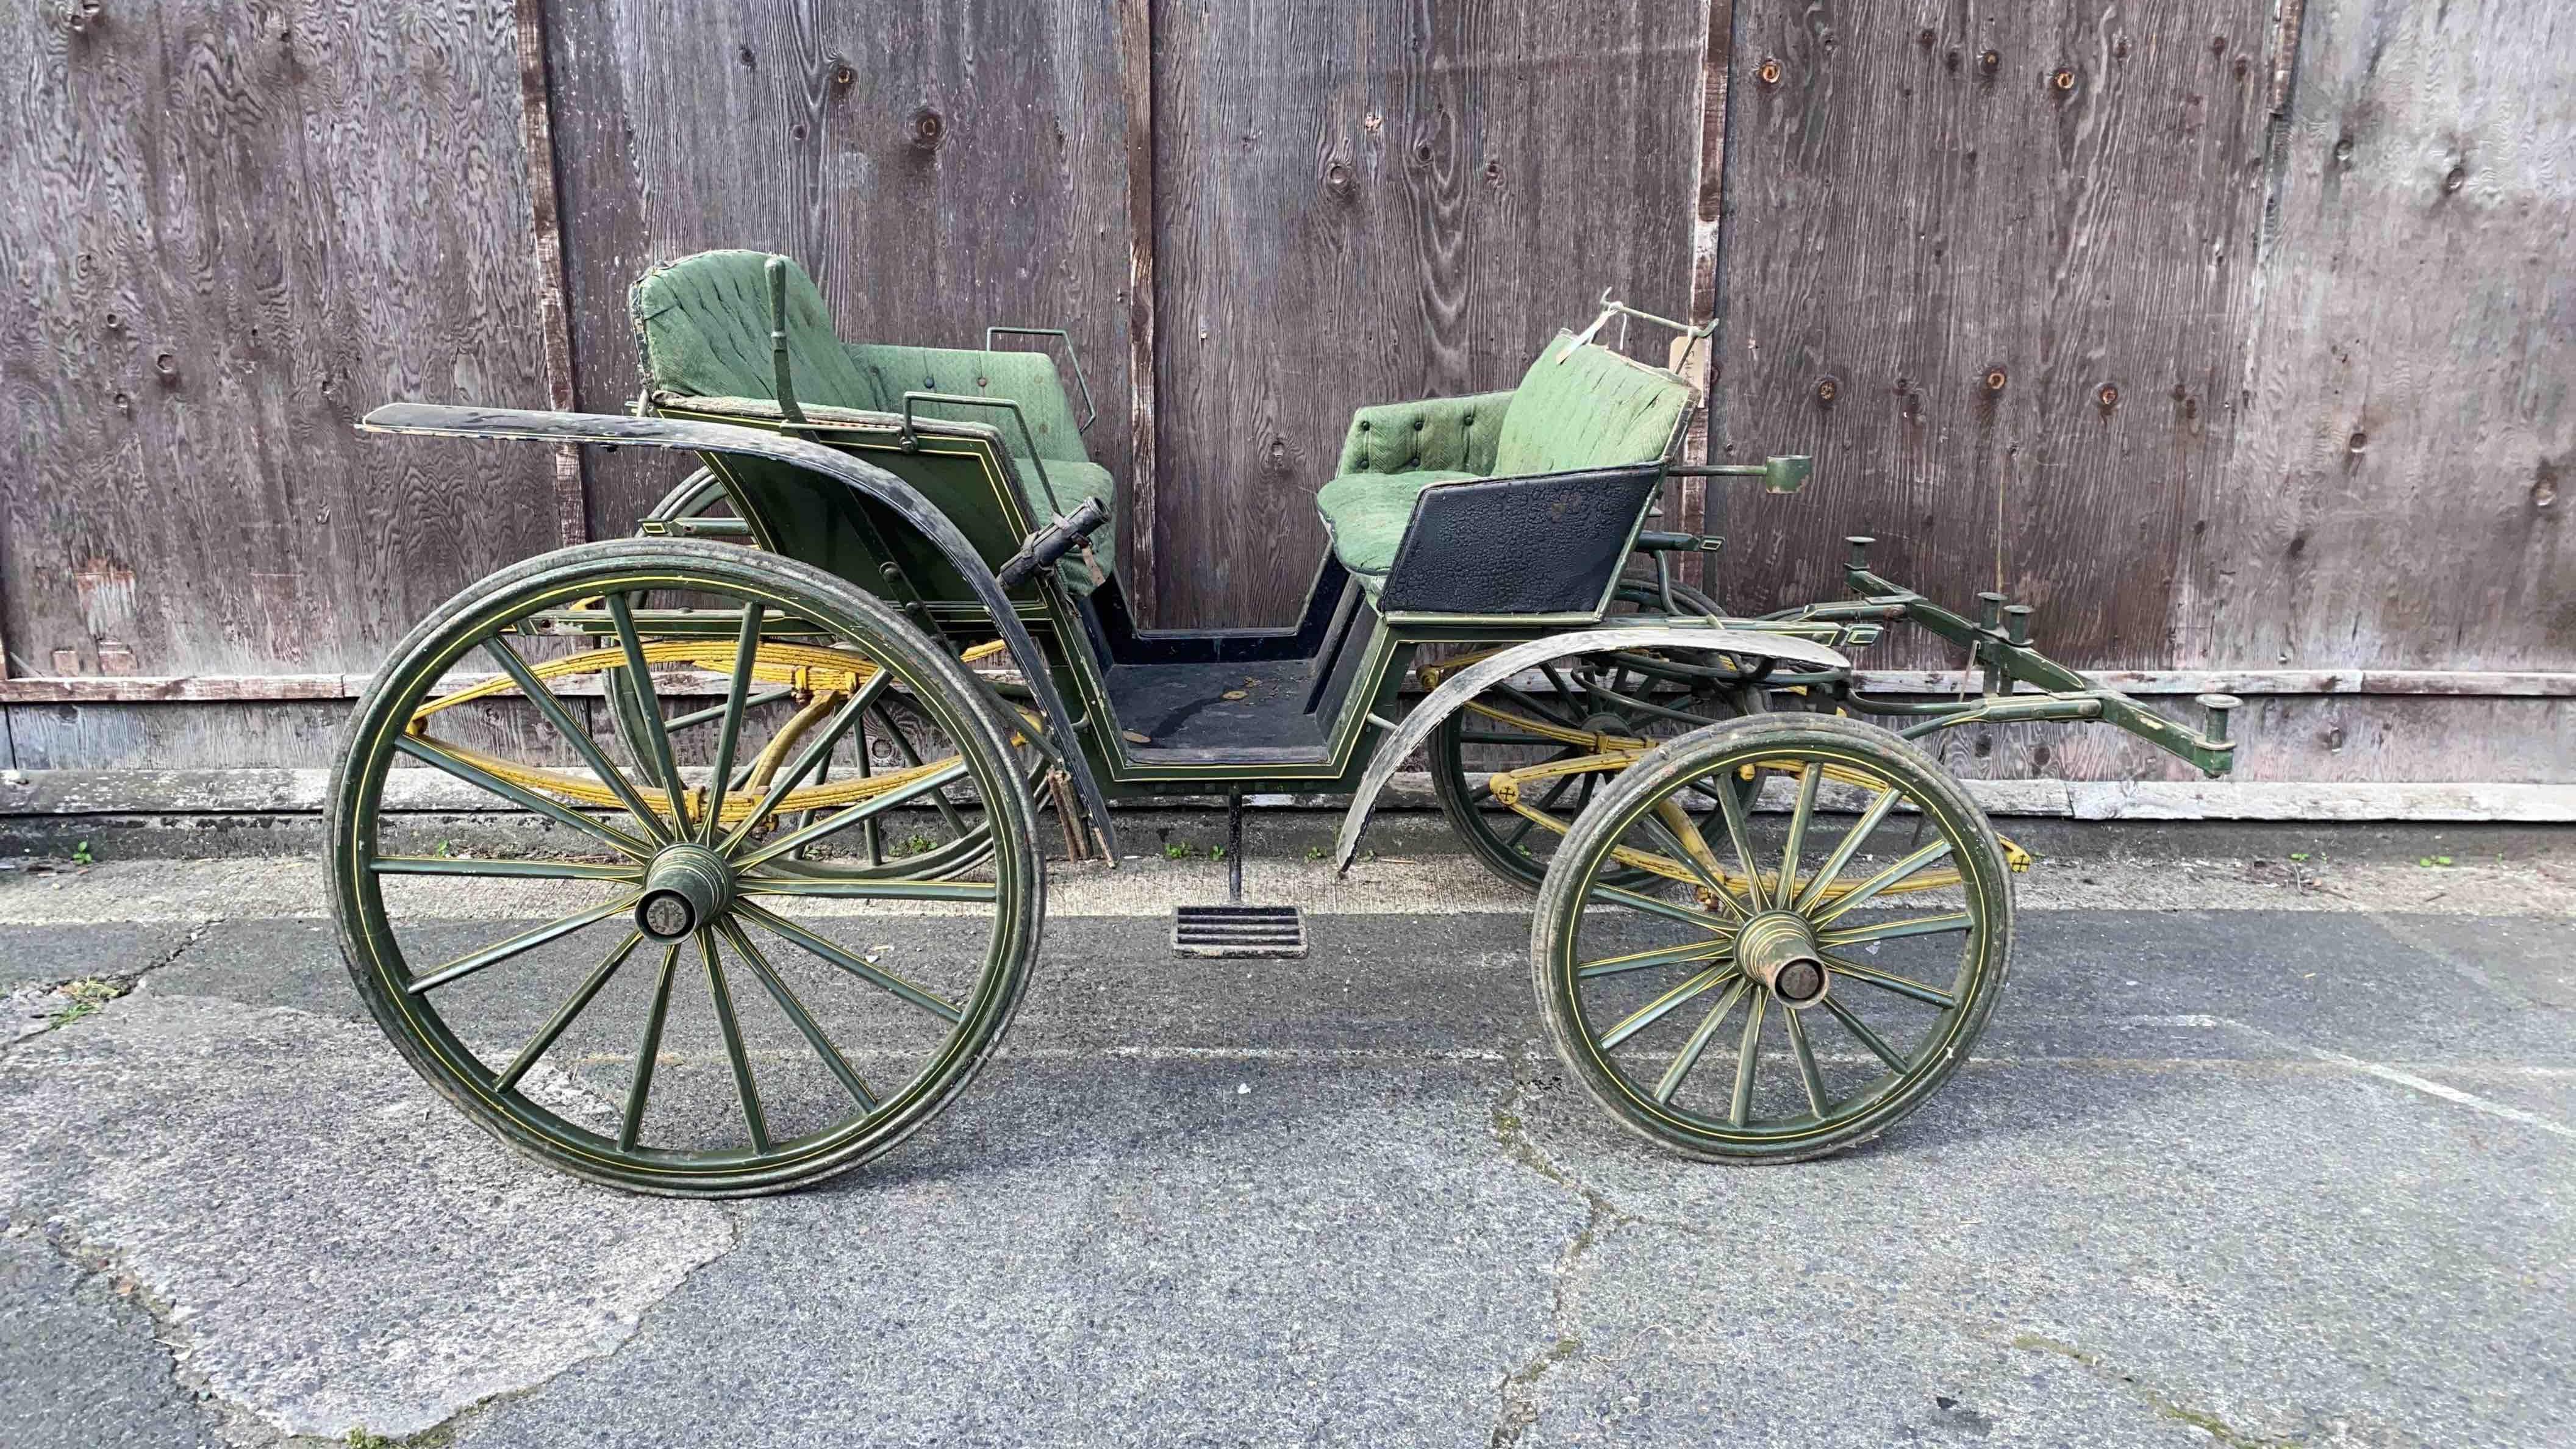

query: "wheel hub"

left=1737, top=910, right=1828, bottom=1006
left=636, top=842, right=734, bottom=942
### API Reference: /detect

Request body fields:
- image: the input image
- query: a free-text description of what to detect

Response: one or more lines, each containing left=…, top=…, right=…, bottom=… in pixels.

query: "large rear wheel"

left=329, top=539, right=1041, bottom=1196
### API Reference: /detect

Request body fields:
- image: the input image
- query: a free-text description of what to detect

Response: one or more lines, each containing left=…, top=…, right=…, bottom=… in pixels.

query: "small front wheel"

left=1532, top=714, right=2012, bottom=1162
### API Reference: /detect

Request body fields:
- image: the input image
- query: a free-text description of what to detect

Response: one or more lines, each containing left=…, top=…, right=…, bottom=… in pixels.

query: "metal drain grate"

left=1173, top=903, right=1308, bottom=959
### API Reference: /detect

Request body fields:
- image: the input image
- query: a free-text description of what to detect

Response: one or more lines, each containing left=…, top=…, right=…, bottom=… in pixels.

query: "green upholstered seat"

left=1311, top=469, right=1480, bottom=581
left=629, top=250, right=1113, bottom=593
left=1314, top=333, right=1692, bottom=596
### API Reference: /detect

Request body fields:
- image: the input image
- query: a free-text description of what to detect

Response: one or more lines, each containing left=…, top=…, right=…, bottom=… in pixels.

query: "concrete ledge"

left=5, top=767, right=2575, bottom=823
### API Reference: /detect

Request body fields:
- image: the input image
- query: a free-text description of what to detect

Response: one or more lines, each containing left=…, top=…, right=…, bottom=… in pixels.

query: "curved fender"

left=360, top=402, right=1118, bottom=853
left=1334, top=626, right=1851, bottom=873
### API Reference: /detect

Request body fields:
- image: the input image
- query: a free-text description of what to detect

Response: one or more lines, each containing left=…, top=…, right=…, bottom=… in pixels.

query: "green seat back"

left=1488, top=332, right=1693, bottom=478
left=628, top=251, right=874, bottom=408
left=842, top=345, right=1089, bottom=465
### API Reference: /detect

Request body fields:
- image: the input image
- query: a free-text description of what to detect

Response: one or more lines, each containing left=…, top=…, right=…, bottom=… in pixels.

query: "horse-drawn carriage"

left=335, top=250, right=2239, bottom=1195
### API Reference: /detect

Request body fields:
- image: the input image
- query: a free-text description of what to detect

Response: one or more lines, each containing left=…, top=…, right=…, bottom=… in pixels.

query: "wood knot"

left=1756, top=57, right=1783, bottom=87
left=911, top=107, right=944, bottom=150
left=2095, top=382, right=2119, bottom=410
left=1983, top=366, right=2008, bottom=393
left=2051, top=66, right=2077, bottom=92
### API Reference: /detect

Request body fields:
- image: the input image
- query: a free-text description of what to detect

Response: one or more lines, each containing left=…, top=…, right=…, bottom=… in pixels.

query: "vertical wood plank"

left=513, top=0, right=589, bottom=546
left=2189, top=0, right=2572, bottom=672
left=1677, top=0, right=1740, bottom=588
left=1148, top=0, right=1707, bottom=626
left=1709, top=1, right=2275, bottom=667
left=1119, top=0, right=1162, bottom=623
left=542, top=0, right=1137, bottom=541
left=0, top=0, right=559, bottom=677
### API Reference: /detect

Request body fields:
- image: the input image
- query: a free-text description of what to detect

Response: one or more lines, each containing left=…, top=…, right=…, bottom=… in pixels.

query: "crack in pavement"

left=0, top=992, right=736, bottom=1442
left=3, top=916, right=219, bottom=1050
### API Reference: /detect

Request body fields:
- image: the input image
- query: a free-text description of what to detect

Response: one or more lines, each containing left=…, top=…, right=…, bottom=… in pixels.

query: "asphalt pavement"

left=1, top=851, right=2571, bottom=1447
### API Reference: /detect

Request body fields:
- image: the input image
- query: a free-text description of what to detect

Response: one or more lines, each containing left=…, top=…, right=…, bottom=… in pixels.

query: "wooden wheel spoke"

left=719, top=671, right=892, bottom=851
left=406, top=896, right=636, bottom=994
left=1493, top=681, right=1581, bottom=730
left=1589, top=881, right=1739, bottom=936
left=1639, top=807, right=1749, bottom=918
left=1822, top=952, right=1957, bottom=1009
left=1808, top=839, right=1955, bottom=926
left=1784, top=1006, right=1828, bottom=1118
left=372, top=856, right=642, bottom=881
left=734, top=900, right=965, bottom=1024
left=1579, top=938, right=1732, bottom=979
left=1819, top=993, right=1909, bottom=1072
left=395, top=735, right=654, bottom=861
left=871, top=704, right=971, bottom=838
left=481, top=635, right=673, bottom=845
left=618, top=943, right=682, bottom=1152
left=1652, top=977, right=1749, bottom=1103
left=720, top=919, right=878, bottom=1114
left=699, top=931, right=771, bottom=1153
left=1597, top=963, right=1740, bottom=1051
left=496, top=932, right=644, bottom=1093
left=1710, top=764, right=1767, bottom=903
left=664, top=686, right=793, bottom=733
left=737, top=876, right=998, bottom=903
left=1728, top=987, right=1770, bottom=1127
left=1818, top=911, right=1973, bottom=948
left=698, top=601, right=767, bottom=845
left=731, top=759, right=971, bottom=871
left=606, top=592, right=695, bottom=829
left=1792, top=787, right=1900, bottom=912
left=1775, top=762, right=1822, bottom=909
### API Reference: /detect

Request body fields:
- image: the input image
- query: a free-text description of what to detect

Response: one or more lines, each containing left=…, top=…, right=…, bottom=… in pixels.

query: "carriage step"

left=1172, top=904, right=1308, bottom=959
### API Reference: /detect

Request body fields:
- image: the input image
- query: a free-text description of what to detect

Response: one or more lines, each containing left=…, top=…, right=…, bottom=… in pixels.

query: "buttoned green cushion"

left=1489, top=331, right=1694, bottom=476
left=630, top=251, right=1117, bottom=594
left=1314, top=469, right=1479, bottom=590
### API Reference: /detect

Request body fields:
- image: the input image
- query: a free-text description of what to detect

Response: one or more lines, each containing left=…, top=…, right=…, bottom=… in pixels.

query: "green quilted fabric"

left=1334, top=391, right=1514, bottom=477
left=629, top=251, right=873, bottom=407
left=1487, top=332, right=1693, bottom=477
left=628, top=251, right=1117, bottom=595
left=1314, top=469, right=1479, bottom=588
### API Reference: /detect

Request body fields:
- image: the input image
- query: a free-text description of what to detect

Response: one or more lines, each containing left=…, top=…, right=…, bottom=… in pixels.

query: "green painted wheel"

left=1430, top=652, right=1755, bottom=892
left=329, top=538, right=1041, bottom=1196
left=1531, top=714, right=2012, bottom=1162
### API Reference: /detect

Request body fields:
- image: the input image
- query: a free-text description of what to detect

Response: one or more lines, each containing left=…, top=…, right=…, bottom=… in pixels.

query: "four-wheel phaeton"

left=335, top=250, right=2240, bottom=1194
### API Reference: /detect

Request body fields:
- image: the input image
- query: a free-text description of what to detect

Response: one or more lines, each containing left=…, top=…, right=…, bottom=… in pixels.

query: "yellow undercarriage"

left=405, top=637, right=1008, bottom=834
